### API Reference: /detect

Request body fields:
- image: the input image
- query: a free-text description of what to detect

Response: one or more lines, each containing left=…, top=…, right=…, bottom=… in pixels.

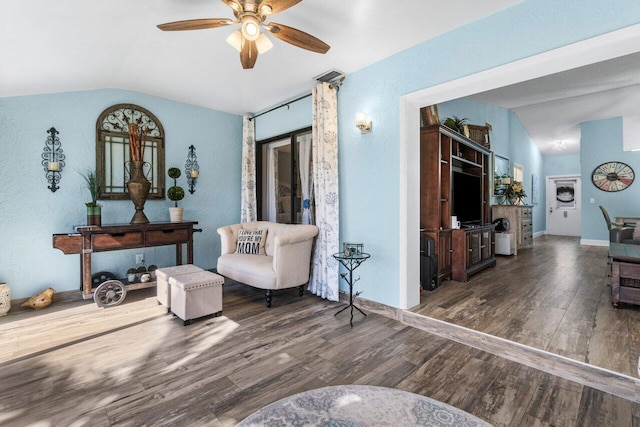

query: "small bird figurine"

left=21, top=287, right=55, bottom=309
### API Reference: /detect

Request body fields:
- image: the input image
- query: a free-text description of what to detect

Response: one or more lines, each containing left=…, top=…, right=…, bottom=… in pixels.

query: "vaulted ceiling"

left=1, top=0, right=520, bottom=114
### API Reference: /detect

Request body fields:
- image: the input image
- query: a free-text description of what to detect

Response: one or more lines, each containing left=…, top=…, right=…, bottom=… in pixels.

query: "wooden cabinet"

left=491, top=205, right=533, bottom=254
left=423, top=229, right=453, bottom=284
left=420, top=125, right=492, bottom=284
left=451, top=225, right=496, bottom=282
left=519, top=207, right=533, bottom=249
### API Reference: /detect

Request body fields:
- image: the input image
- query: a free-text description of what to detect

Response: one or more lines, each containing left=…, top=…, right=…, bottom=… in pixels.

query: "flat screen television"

left=452, top=171, right=482, bottom=225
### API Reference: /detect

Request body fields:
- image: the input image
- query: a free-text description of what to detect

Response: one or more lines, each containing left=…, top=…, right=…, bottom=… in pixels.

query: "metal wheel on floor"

left=93, top=280, right=127, bottom=308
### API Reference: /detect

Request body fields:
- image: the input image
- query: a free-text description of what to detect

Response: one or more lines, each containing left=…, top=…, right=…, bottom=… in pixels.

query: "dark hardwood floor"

left=413, top=235, right=640, bottom=377
left=1, top=258, right=639, bottom=426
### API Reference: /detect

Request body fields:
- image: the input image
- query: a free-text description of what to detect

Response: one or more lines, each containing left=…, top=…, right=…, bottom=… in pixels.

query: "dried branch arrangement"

left=127, top=123, right=149, bottom=162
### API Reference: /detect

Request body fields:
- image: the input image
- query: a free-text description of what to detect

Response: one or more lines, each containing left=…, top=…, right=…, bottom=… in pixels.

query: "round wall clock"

left=592, top=161, right=635, bottom=192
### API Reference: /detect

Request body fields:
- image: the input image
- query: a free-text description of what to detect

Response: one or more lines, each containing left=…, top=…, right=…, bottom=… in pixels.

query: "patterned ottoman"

left=169, top=271, right=224, bottom=326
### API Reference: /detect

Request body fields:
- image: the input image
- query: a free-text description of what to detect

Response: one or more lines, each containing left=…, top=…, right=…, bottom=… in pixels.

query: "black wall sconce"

left=41, top=127, right=65, bottom=192
left=185, top=145, right=199, bottom=194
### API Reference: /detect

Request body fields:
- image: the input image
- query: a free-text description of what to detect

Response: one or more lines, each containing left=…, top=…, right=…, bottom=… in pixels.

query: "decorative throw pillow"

left=634, top=225, right=640, bottom=241
left=236, top=229, right=267, bottom=255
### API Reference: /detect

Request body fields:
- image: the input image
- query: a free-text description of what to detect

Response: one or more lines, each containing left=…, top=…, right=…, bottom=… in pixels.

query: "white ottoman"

left=156, top=264, right=203, bottom=311
left=169, top=271, right=224, bottom=326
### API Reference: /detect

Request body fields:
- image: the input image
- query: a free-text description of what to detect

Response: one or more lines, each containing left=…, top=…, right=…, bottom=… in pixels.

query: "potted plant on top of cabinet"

left=442, top=116, right=469, bottom=137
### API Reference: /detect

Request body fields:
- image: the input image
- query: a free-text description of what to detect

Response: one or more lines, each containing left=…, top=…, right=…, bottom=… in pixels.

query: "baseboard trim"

left=580, top=239, right=609, bottom=247
left=533, top=231, right=545, bottom=238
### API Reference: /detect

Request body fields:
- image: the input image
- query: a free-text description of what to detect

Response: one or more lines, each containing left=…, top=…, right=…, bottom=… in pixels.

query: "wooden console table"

left=609, top=243, right=640, bottom=307
left=53, top=221, right=198, bottom=299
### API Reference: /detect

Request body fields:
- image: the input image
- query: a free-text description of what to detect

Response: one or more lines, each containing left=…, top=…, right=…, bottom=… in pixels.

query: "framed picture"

left=532, top=173, right=539, bottom=204
left=343, top=242, right=363, bottom=257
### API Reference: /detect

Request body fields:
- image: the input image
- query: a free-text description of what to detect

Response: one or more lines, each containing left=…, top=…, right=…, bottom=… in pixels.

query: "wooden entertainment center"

left=420, top=125, right=495, bottom=284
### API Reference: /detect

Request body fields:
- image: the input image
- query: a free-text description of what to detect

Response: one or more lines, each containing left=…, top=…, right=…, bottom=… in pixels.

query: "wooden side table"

left=333, top=252, right=370, bottom=327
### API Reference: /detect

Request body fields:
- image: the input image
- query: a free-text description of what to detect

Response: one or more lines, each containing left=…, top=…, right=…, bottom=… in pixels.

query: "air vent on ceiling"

left=314, top=69, right=346, bottom=83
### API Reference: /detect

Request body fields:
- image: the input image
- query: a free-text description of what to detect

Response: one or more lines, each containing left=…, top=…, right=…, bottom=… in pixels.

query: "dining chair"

left=599, top=205, right=617, bottom=230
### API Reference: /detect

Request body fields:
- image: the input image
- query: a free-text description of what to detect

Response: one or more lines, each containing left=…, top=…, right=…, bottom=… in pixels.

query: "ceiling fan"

left=157, top=0, right=330, bottom=69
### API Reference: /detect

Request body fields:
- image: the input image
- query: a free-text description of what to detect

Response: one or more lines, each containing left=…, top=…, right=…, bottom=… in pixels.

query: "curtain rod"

left=249, top=93, right=312, bottom=121
left=248, top=78, right=345, bottom=121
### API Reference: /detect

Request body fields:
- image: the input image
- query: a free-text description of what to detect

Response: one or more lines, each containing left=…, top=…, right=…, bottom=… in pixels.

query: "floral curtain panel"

left=240, top=115, right=257, bottom=222
left=308, top=82, right=339, bottom=301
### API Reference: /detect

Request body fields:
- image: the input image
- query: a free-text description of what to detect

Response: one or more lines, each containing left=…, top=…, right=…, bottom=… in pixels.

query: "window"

left=96, top=104, right=165, bottom=200
left=257, top=127, right=312, bottom=224
left=513, top=163, right=524, bottom=183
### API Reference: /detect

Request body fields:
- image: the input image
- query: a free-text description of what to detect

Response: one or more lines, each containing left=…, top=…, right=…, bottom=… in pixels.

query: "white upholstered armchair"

left=216, top=221, right=319, bottom=307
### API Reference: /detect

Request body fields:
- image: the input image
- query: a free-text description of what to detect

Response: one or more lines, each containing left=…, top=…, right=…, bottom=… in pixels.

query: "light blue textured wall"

left=543, top=154, right=581, bottom=177
left=581, top=117, right=640, bottom=240
left=0, top=89, right=242, bottom=299
left=255, top=0, right=640, bottom=307
left=508, top=111, right=545, bottom=231
left=254, top=96, right=311, bottom=140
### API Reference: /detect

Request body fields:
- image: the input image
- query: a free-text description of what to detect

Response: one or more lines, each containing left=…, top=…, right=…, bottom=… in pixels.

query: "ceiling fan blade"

left=267, top=23, right=329, bottom=54
left=260, top=0, right=302, bottom=15
left=157, top=18, right=233, bottom=31
left=240, top=39, right=258, bottom=69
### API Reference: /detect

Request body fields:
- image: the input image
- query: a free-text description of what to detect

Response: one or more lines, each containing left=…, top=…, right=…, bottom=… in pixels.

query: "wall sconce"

left=41, top=127, right=65, bottom=192
left=356, top=112, right=372, bottom=134
left=185, top=145, right=199, bottom=194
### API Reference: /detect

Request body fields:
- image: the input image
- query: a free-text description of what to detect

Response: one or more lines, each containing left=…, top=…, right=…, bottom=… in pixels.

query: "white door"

left=546, top=175, right=581, bottom=236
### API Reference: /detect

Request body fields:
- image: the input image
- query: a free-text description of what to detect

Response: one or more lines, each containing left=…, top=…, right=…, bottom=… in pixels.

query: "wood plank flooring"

left=1, top=274, right=639, bottom=426
left=412, top=235, right=640, bottom=377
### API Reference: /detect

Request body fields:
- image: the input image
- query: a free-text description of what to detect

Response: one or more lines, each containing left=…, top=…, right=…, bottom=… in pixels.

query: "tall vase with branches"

left=126, top=122, right=151, bottom=224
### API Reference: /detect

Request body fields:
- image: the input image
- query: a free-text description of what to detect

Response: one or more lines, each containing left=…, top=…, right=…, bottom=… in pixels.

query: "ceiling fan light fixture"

left=241, top=16, right=261, bottom=41
left=553, top=140, right=566, bottom=151
left=260, top=4, right=273, bottom=15
left=226, top=30, right=243, bottom=52
left=255, top=33, right=273, bottom=54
